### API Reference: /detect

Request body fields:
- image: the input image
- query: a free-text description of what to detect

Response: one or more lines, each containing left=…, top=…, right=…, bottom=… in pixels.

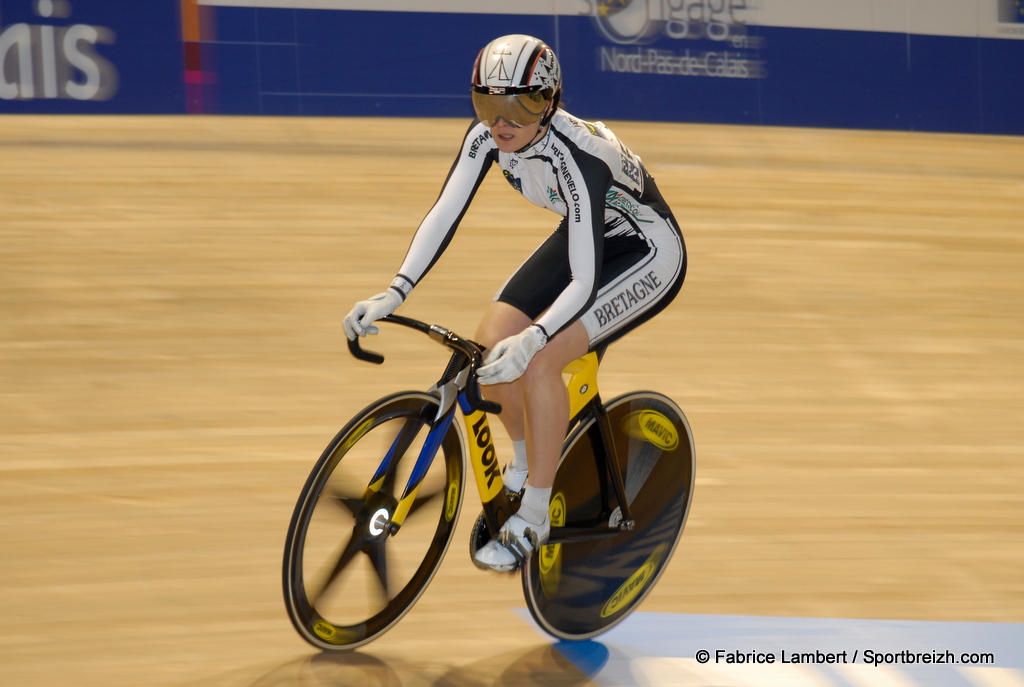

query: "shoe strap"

left=495, top=527, right=538, bottom=566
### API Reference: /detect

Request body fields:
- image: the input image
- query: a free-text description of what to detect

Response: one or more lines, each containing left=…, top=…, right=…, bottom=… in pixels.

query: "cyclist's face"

left=490, top=116, right=545, bottom=153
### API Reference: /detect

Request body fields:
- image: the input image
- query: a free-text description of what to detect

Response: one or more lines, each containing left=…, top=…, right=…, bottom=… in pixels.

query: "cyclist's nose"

left=491, top=116, right=519, bottom=130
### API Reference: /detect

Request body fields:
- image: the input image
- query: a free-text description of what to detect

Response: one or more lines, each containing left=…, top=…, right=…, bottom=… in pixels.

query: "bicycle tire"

left=522, top=391, right=695, bottom=641
left=283, top=391, right=465, bottom=651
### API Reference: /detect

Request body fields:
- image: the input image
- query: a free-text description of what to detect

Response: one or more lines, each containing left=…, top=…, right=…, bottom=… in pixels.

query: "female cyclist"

left=343, top=34, right=687, bottom=572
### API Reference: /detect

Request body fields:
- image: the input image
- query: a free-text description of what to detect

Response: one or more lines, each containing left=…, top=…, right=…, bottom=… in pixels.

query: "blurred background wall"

left=1, top=0, right=1022, bottom=134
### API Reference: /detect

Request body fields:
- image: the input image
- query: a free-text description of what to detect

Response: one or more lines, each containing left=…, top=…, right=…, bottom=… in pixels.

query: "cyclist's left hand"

left=477, top=325, right=547, bottom=385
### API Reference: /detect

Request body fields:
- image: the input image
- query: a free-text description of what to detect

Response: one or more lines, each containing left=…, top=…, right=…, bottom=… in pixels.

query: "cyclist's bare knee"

left=523, top=322, right=589, bottom=381
left=475, top=301, right=531, bottom=349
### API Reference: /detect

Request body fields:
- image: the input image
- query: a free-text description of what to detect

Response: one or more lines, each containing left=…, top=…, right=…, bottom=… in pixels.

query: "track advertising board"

left=2, top=0, right=1022, bottom=133
left=0, top=0, right=182, bottom=112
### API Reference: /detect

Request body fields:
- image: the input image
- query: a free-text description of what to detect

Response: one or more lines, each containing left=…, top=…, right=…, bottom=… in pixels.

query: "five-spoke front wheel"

left=282, top=392, right=465, bottom=651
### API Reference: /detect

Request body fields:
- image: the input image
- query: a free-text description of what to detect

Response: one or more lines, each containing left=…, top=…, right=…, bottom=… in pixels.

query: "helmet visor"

left=471, top=90, right=549, bottom=128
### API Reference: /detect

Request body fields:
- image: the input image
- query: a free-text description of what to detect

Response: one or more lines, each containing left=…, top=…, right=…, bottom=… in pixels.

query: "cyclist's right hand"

left=343, top=288, right=403, bottom=340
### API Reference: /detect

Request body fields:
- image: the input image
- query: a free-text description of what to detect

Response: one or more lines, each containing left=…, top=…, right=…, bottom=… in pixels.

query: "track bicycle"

left=282, top=315, right=695, bottom=651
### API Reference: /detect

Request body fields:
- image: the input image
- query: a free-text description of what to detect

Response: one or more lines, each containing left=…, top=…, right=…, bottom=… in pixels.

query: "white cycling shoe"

left=502, top=465, right=529, bottom=494
left=473, top=513, right=550, bottom=572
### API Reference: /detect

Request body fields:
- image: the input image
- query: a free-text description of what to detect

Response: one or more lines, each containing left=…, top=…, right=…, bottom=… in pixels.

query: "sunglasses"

left=471, top=90, right=549, bottom=128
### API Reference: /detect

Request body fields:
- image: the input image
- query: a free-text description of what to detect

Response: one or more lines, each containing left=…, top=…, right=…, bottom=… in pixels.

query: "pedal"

left=468, top=510, right=522, bottom=573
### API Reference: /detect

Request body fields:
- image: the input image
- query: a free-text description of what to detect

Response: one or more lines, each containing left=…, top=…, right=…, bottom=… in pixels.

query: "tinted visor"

left=471, top=90, right=549, bottom=128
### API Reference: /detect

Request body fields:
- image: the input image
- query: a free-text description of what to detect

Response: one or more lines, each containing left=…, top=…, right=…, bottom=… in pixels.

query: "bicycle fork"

left=363, top=393, right=514, bottom=539
left=364, top=403, right=459, bottom=536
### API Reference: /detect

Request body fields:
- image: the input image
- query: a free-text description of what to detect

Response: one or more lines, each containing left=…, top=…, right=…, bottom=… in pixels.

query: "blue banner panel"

left=207, top=7, right=557, bottom=118
left=978, top=36, right=1024, bottom=135
left=754, top=28, right=912, bottom=131
left=197, top=6, right=1024, bottom=135
left=0, top=0, right=184, bottom=113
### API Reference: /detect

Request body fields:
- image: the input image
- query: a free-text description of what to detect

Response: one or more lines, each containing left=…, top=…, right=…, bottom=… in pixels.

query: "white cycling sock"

left=517, top=485, right=551, bottom=526
left=510, top=440, right=528, bottom=472
left=503, top=440, right=530, bottom=493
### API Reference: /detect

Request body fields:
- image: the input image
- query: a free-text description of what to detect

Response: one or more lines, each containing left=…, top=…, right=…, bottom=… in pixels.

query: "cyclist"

left=343, top=34, right=686, bottom=572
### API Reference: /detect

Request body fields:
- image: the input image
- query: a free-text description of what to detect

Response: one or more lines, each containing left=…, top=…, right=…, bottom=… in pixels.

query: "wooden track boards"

left=2, top=115, right=1022, bottom=686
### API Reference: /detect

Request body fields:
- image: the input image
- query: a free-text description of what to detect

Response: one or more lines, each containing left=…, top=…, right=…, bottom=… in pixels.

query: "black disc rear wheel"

left=523, top=392, right=695, bottom=640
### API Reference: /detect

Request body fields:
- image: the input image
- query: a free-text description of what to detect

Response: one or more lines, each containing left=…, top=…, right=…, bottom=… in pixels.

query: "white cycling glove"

left=477, top=325, right=548, bottom=385
left=343, top=288, right=404, bottom=340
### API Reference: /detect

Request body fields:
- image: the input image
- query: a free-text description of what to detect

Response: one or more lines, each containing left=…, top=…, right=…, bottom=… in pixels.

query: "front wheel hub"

left=368, top=507, right=391, bottom=537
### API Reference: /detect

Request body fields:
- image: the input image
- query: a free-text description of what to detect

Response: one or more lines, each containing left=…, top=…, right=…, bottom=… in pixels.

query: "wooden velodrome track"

left=2, top=114, right=1022, bottom=686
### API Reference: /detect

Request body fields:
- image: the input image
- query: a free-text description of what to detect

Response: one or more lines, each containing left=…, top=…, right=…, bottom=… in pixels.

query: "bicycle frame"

left=555, top=351, right=636, bottom=534
left=349, top=315, right=634, bottom=540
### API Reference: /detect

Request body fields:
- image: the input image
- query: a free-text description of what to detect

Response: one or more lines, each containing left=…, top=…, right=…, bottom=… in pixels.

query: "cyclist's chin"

left=491, top=124, right=541, bottom=153
left=492, top=132, right=524, bottom=152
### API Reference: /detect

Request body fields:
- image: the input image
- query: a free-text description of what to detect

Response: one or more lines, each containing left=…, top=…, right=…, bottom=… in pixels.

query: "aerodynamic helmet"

left=471, top=34, right=562, bottom=128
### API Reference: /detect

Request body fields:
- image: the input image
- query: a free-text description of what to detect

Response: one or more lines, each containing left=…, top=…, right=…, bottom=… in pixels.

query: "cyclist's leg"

left=474, top=305, right=588, bottom=570
left=476, top=305, right=588, bottom=490
left=474, top=302, right=531, bottom=448
left=517, top=321, right=589, bottom=488
left=581, top=237, right=686, bottom=349
left=475, top=226, right=571, bottom=451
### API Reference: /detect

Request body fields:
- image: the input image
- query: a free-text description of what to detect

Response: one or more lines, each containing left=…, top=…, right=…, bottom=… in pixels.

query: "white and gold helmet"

left=471, top=34, right=562, bottom=128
